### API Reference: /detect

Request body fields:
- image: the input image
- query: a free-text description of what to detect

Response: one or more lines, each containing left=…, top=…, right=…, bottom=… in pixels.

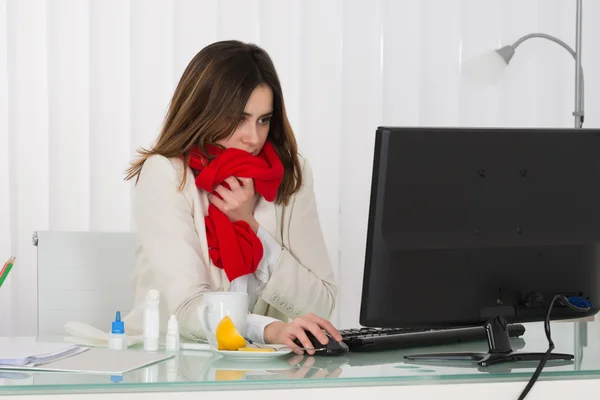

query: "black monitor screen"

left=360, top=127, right=600, bottom=329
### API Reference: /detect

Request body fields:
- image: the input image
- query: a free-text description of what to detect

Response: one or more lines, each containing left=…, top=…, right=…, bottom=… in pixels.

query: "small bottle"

left=143, top=289, right=160, bottom=351
left=108, top=311, right=128, bottom=350
left=165, top=314, right=180, bottom=352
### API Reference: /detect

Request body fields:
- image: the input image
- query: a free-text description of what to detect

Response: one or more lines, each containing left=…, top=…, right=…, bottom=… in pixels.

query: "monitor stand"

left=404, top=316, right=574, bottom=367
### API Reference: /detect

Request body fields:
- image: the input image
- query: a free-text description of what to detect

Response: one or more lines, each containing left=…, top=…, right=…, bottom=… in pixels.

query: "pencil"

left=0, top=256, right=15, bottom=289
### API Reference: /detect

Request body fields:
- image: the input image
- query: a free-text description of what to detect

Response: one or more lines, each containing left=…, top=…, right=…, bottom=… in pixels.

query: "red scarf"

left=188, top=141, right=284, bottom=281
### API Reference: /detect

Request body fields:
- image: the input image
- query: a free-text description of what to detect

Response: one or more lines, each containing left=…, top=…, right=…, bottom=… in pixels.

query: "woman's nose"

left=241, top=124, right=259, bottom=145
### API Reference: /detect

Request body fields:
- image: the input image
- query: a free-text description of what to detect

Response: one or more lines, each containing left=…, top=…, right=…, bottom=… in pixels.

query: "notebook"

left=0, top=347, right=173, bottom=375
left=0, top=337, right=86, bottom=367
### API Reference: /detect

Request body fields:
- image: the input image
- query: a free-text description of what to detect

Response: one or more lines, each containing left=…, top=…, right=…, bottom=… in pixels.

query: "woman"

left=124, top=40, right=341, bottom=354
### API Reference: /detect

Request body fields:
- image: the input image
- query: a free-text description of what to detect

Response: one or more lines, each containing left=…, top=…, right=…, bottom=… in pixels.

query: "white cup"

left=198, top=292, right=248, bottom=348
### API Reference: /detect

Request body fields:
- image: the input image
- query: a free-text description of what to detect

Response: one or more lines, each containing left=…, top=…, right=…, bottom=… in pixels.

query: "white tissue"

left=64, top=321, right=143, bottom=348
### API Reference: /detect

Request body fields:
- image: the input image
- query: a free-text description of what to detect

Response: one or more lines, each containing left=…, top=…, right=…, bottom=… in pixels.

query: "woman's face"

left=217, top=84, right=273, bottom=156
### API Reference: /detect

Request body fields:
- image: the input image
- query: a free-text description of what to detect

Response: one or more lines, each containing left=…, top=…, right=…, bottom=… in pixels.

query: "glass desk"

left=1, top=317, right=599, bottom=397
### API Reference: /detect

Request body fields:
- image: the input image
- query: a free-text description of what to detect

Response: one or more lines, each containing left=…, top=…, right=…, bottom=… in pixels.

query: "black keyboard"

left=339, top=324, right=526, bottom=352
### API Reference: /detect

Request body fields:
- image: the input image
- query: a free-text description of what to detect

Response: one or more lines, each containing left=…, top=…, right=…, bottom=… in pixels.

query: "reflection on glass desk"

left=0, top=317, right=598, bottom=395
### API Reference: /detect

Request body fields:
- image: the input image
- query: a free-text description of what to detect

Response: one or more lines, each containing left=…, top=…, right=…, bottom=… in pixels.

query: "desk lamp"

left=494, top=0, right=584, bottom=128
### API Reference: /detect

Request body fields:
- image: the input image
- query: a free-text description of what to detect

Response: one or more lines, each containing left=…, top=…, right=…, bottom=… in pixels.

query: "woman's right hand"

left=208, top=176, right=260, bottom=232
left=263, top=313, right=343, bottom=355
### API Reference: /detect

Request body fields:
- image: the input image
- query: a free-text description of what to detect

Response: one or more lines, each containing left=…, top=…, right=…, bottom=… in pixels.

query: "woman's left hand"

left=208, top=176, right=259, bottom=232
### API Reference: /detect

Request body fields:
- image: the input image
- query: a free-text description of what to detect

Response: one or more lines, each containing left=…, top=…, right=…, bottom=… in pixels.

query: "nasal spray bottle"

left=165, top=314, right=180, bottom=352
left=143, top=289, right=160, bottom=351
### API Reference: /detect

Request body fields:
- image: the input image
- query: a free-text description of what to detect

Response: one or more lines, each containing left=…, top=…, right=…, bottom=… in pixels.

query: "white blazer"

left=123, top=153, right=337, bottom=340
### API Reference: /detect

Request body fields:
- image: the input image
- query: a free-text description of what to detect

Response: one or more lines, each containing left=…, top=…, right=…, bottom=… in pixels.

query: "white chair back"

left=33, top=231, right=136, bottom=337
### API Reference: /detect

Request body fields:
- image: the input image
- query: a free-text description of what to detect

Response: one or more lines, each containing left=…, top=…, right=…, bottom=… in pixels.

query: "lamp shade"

left=495, top=45, right=516, bottom=64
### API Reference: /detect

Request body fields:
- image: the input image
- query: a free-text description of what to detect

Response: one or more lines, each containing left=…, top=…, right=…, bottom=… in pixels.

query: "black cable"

left=517, top=294, right=558, bottom=400
left=517, top=295, right=591, bottom=400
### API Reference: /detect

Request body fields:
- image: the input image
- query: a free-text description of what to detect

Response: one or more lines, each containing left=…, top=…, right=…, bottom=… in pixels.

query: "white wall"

left=1, top=0, right=599, bottom=335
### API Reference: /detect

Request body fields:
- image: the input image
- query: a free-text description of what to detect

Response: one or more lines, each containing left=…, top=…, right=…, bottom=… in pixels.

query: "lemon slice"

left=215, top=315, right=246, bottom=351
left=215, top=370, right=245, bottom=380
left=238, top=347, right=275, bottom=352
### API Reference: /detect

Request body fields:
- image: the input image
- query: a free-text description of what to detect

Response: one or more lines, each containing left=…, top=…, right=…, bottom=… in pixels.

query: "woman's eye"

left=259, top=117, right=271, bottom=125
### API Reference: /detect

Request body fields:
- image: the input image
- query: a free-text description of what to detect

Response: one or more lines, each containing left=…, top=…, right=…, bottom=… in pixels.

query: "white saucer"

left=214, top=346, right=292, bottom=360
left=210, top=354, right=292, bottom=370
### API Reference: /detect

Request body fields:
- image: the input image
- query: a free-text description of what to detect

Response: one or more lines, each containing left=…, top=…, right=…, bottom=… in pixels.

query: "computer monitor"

left=360, top=126, right=600, bottom=366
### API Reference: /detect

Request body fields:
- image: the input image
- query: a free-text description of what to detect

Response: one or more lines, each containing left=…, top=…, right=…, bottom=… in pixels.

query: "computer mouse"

left=293, top=330, right=349, bottom=356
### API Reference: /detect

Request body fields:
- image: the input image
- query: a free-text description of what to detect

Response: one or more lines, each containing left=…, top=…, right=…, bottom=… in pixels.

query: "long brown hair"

left=125, top=40, right=302, bottom=205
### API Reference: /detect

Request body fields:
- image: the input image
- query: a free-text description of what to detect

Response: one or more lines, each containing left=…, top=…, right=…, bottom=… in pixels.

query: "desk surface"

left=1, top=318, right=599, bottom=396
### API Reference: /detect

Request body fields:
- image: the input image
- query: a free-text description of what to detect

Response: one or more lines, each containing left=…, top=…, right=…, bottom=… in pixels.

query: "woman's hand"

left=263, top=313, right=343, bottom=355
left=267, top=355, right=343, bottom=379
left=208, top=176, right=259, bottom=232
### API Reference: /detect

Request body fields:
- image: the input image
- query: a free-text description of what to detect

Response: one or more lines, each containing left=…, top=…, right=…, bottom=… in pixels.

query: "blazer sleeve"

left=260, top=157, right=337, bottom=320
left=133, top=155, right=211, bottom=340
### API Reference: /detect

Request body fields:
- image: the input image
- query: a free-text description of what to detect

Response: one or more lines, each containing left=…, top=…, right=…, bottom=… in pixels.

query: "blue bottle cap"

left=111, top=311, right=125, bottom=334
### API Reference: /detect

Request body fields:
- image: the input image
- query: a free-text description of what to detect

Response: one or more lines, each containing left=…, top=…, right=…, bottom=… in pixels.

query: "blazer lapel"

left=254, top=197, right=278, bottom=241
left=193, top=189, right=210, bottom=267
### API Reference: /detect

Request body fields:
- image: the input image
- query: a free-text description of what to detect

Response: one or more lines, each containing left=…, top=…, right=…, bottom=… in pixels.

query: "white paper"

left=0, top=337, right=82, bottom=366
